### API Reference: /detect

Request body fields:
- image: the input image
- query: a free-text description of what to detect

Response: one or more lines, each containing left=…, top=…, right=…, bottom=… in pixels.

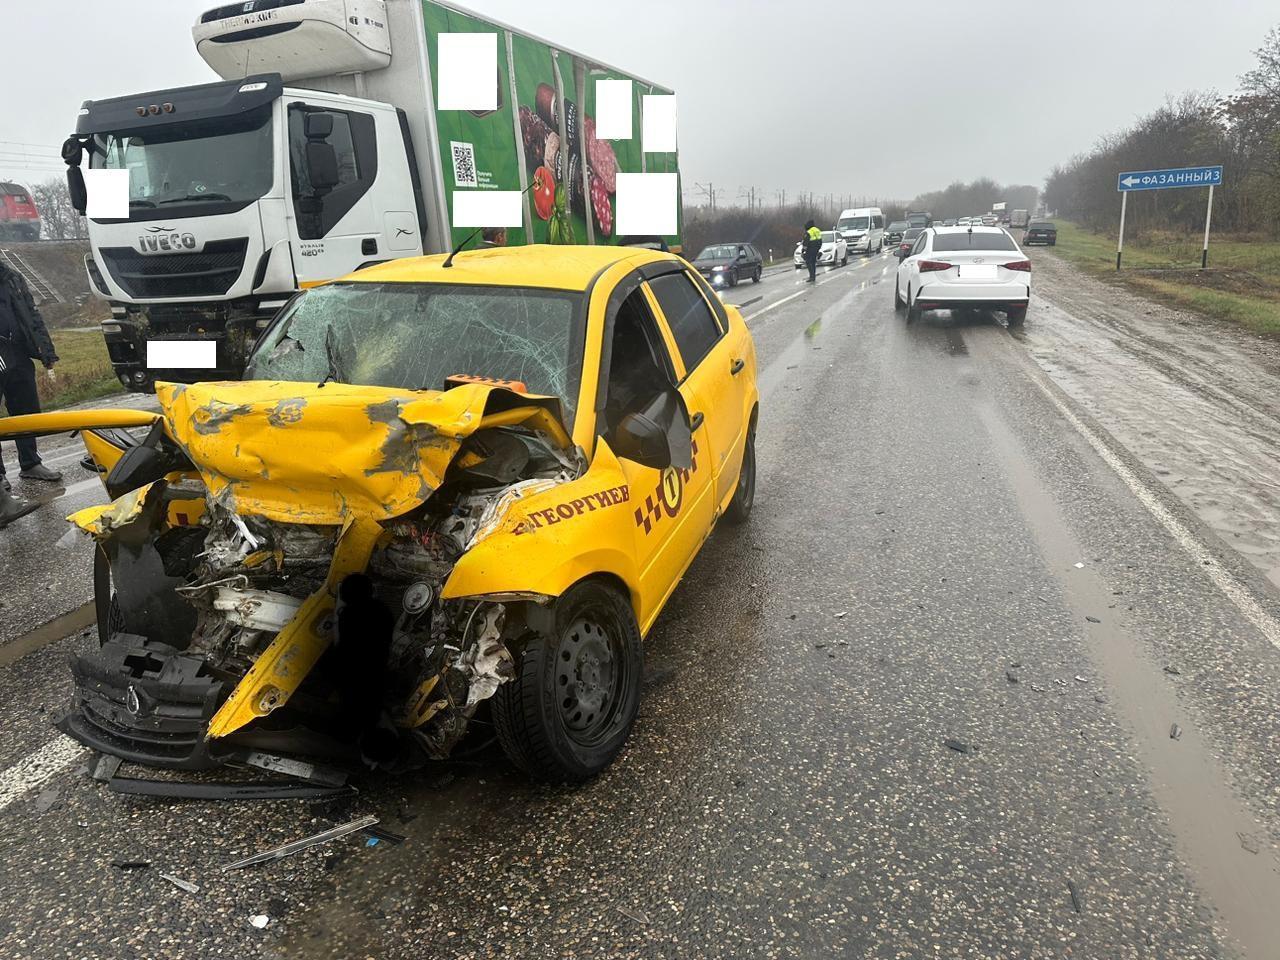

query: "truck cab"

left=77, top=75, right=423, bottom=388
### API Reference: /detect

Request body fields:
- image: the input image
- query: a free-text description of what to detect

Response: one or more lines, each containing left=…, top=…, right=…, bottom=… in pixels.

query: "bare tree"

left=29, top=176, right=86, bottom=240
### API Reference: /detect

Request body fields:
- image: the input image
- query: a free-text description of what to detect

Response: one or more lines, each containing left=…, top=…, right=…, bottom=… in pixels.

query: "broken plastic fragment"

left=223, top=815, right=379, bottom=870
left=250, top=915, right=270, bottom=930
left=159, top=873, right=200, bottom=894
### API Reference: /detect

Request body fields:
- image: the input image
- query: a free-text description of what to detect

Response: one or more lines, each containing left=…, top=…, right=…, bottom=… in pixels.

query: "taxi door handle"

left=690, top=412, right=704, bottom=431
left=730, top=358, right=745, bottom=375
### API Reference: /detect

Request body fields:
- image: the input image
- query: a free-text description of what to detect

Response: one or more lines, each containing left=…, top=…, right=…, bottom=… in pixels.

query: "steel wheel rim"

left=555, top=614, right=626, bottom=747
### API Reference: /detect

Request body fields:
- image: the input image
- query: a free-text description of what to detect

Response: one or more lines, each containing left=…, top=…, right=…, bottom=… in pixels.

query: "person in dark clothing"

left=0, top=260, right=62, bottom=492
left=801, top=220, right=823, bottom=283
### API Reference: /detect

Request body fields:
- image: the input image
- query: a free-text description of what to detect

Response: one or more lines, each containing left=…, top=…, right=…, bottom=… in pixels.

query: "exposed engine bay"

left=62, top=380, right=583, bottom=782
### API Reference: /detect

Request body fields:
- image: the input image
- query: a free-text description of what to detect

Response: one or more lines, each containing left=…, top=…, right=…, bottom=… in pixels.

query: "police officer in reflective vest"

left=802, top=220, right=822, bottom=283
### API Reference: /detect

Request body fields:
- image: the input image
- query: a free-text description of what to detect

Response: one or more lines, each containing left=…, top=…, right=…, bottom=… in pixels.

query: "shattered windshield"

left=246, top=282, right=585, bottom=423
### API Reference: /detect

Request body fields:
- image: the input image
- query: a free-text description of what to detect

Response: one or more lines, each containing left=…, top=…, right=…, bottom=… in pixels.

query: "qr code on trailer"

left=451, top=141, right=477, bottom=187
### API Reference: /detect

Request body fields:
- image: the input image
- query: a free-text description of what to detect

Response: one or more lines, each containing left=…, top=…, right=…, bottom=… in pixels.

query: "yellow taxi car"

left=0, top=245, right=758, bottom=788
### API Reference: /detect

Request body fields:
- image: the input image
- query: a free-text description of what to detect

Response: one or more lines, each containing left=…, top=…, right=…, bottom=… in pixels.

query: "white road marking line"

left=745, top=269, right=851, bottom=323
left=1032, top=376, right=1280, bottom=652
left=0, top=737, right=84, bottom=812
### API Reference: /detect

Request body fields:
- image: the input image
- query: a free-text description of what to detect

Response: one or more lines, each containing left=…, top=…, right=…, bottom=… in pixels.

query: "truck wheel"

left=493, top=581, right=642, bottom=782
left=1006, top=305, right=1027, bottom=327
left=724, top=421, right=756, bottom=525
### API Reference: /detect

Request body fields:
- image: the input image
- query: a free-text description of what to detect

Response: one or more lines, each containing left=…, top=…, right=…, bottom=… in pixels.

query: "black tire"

left=728, top=269, right=739, bottom=288
left=1006, top=305, right=1027, bottom=327
left=894, top=280, right=905, bottom=312
left=725, top=420, right=756, bottom=525
left=752, top=267, right=762, bottom=283
left=493, top=581, right=642, bottom=781
left=93, top=545, right=124, bottom=646
left=1049, top=240, right=1056, bottom=246
left=906, top=287, right=922, bottom=323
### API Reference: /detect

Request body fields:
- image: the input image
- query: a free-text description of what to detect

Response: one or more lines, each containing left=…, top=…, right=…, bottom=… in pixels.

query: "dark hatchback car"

left=1022, top=220, right=1057, bottom=246
left=691, top=242, right=764, bottom=287
left=885, top=221, right=909, bottom=247
left=895, top=227, right=924, bottom=259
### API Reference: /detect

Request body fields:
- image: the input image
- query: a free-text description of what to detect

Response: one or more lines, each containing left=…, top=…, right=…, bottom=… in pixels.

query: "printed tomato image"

left=532, top=165, right=556, bottom=220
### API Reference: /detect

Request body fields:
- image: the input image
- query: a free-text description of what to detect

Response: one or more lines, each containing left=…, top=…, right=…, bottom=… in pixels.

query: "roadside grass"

left=1048, top=221, right=1280, bottom=334
left=33, top=330, right=120, bottom=410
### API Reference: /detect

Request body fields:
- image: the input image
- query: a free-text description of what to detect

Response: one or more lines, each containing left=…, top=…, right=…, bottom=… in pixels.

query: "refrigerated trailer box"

left=64, top=0, right=681, bottom=388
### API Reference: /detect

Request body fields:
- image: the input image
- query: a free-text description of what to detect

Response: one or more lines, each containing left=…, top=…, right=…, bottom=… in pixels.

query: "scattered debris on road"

left=33, top=786, right=59, bottom=813
left=1005, top=671, right=1019, bottom=684
left=1169, top=723, right=1183, bottom=741
left=249, top=915, right=271, bottom=930
left=1237, top=832, right=1260, bottom=855
left=1163, top=665, right=1181, bottom=676
left=224, top=815, right=379, bottom=870
left=1067, top=880, right=1083, bottom=914
left=159, top=873, right=200, bottom=894
left=943, top=739, right=976, bottom=755
left=1085, top=616, right=1101, bottom=624
left=617, top=905, right=650, bottom=925
left=110, top=860, right=150, bottom=871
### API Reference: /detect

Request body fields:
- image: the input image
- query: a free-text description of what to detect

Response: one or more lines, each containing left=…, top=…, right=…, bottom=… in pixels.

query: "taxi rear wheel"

left=725, top=423, right=756, bottom=525
left=493, top=581, right=642, bottom=782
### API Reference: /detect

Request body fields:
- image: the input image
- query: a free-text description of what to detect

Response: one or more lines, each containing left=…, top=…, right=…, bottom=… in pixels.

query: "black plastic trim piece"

left=396, top=108, right=428, bottom=245
left=76, top=74, right=282, bottom=137
left=107, top=776, right=353, bottom=801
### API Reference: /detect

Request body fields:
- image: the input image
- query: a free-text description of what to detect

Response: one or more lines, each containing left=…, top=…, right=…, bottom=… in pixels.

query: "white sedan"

left=794, top=230, right=849, bottom=270
left=893, top=226, right=1031, bottom=325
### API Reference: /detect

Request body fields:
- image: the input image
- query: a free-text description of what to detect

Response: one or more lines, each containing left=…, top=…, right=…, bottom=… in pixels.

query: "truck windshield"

left=89, top=105, right=273, bottom=214
left=837, top=217, right=869, bottom=231
left=246, top=282, right=586, bottom=424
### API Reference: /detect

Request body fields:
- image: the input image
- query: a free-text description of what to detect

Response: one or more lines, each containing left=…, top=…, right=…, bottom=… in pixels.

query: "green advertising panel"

left=423, top=1, right=680, bottom=253
left=422, top=3, right=525, bottom=250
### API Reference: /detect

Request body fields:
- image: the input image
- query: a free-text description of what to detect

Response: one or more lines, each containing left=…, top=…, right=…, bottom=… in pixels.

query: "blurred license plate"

left=959, top=265, right=997, bottom=279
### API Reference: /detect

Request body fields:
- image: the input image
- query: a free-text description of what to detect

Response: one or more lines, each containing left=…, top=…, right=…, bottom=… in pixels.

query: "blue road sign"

left=1117, top=165, right=1223, bottom=192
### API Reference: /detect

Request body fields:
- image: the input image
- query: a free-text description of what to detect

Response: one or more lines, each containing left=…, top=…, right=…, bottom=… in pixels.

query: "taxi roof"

left=339, top=244, right=676, bottom=292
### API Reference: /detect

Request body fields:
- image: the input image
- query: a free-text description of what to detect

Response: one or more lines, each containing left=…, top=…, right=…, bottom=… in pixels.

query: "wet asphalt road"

left=2, top=252, right=1280, bottom=959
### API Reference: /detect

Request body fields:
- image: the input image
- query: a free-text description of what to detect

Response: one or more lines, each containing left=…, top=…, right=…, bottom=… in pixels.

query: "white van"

left=836, top=207, right=885, bottom=256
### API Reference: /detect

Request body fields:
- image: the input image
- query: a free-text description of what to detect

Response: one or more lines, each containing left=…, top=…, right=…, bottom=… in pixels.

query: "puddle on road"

left=975, top=400, right=1280, bottom=960
left=1022, top=269, right=1280, bottom=588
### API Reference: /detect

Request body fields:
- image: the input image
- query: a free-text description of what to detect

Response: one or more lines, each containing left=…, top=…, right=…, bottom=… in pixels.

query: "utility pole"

left=777, top=188, right=786, bottom=209
left=695, top=182, right=717, bottom=211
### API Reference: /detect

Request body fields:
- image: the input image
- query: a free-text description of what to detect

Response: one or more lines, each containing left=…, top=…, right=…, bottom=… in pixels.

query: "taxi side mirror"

left=613, top=388, right=692, bottom=472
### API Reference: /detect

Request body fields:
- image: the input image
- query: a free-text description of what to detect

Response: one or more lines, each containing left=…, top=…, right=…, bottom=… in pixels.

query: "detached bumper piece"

left=106, top=775, right=352, bottom=801
left=59, top=634, right=230, bottom=770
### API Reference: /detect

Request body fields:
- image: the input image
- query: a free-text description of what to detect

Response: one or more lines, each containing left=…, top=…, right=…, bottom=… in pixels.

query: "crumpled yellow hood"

left=156, top=380, right=569, bottom=525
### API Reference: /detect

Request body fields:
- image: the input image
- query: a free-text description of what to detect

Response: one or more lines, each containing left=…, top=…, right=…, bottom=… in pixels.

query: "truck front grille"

left=98, top=239, right=249, bottom=299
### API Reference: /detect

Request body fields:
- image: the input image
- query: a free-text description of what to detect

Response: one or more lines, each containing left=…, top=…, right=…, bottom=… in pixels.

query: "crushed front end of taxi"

left=61, top=378, right=583, bottom=787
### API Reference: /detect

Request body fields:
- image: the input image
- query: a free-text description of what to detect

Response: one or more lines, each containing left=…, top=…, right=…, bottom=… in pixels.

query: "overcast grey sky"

left=1, top=0, right=1275, bottom=203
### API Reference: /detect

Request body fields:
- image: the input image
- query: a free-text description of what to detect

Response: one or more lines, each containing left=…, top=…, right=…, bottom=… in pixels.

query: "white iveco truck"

left=62, top=0, right=680, bottom=389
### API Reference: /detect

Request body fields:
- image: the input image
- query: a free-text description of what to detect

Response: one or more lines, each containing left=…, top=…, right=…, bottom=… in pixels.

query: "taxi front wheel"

left=493, top=581, right=642, bottom=782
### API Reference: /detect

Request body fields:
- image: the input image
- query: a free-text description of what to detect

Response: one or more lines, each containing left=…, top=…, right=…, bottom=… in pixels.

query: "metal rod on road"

left=1201, top=184, right=1214, bottom=270
left=1116, top=191, right=1127, bottom=271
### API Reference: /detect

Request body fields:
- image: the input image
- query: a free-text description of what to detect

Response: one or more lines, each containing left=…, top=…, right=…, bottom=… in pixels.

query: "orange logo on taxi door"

left=634, top=439, right=699, bottom=535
